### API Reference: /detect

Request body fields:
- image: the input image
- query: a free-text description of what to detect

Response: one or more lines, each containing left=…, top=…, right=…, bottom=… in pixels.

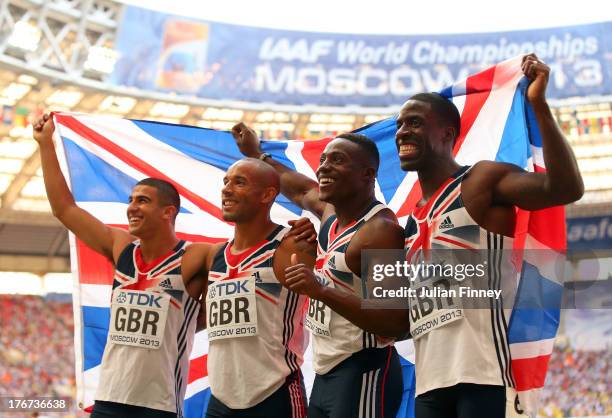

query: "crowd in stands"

left=0, top=295, right=78, bottom=416
left=1, top=294, right=610, bottom=417
left=539, top=341, right=611, bottom=417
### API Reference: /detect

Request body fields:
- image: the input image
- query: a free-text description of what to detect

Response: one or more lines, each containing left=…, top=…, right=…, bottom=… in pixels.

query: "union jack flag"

left=54, top=55, right=562, bottom=417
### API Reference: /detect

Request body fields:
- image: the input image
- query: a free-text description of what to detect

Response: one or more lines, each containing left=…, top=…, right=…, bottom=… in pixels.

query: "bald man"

left=204, top=158, right=316, bottom=418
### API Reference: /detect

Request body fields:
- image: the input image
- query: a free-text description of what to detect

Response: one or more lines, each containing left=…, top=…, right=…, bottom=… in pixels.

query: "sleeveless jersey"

left=206, top=226, right=308, bottom=409
left=309, top=201, right=393, bottom=375
left=96, top=240, right=199, bottom=417
left=404, top=166, right=516, bottom=396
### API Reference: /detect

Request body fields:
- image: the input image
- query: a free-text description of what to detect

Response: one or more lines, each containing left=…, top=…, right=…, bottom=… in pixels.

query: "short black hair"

left=409, top=92, right=461, bottom=141
left=135, top=178, right=180, bottom=218
left=335, top=132, right=380, bottom=172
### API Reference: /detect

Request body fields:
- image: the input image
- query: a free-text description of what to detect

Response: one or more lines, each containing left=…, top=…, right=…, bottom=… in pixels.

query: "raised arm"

left=283, top=214, right=411, bottom=338
left=33, top=114, right=133, bottom=263
left=490, top=54, right=584, bottom=210
left=231, top=122, right=328, bottom=219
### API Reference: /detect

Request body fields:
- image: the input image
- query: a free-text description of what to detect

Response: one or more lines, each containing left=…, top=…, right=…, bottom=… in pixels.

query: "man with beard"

left=204, top=158, right=316, bottom=418
left=396, top=55, right=583, bottom=417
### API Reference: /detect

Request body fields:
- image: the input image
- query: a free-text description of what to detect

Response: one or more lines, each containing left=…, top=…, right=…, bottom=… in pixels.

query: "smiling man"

left=33, top=113, right=215, bottom=418
left=232, top=126, right=409, bottom=418
left=396, top=55, right=584, bottom=417
left=204, top=158, right=316, bottom=418
left=34, top=116, right=315, bottom=418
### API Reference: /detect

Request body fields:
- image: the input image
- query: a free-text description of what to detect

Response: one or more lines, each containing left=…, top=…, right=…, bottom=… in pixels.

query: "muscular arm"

left=231, top=122, right=329, bottom=219
left=194, top=242, right=224, bottom=332
left=490, top=55, right=584, bottom=210
left=273, top=233, right=317, bottom=283
left=182, top=243, right=216, bottom=332
left=285, top=212, right=411, bottom=338
left=33, top=114, right=132, bottom=263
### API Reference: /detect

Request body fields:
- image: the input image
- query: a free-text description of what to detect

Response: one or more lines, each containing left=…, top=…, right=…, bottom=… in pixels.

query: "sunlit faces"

left=221, top=161, right=277, bottom=222
left=316, top=138, right=373, bottom=203
left=395, top=99, right=453, bottom=171
left=126, top=185, right=175, bottom=237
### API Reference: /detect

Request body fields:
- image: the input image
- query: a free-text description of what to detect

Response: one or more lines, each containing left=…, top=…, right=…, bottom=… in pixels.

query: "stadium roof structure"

left=0, top=0, right=611, bottom=273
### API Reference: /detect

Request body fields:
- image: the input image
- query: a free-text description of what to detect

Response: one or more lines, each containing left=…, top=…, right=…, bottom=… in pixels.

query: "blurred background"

left=0, top=0, right=610, bottom=417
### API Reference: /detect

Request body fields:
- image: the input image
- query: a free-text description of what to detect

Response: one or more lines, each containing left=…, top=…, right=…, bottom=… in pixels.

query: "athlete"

left=33, top=113, right=213, bottom=418
left=396, top=54, right=583, bottom=417
left=232, top=126, right=408, bottom=418
left=33, top=115, right=314, bottom=418
left=204, top=158, right=316, bottom=418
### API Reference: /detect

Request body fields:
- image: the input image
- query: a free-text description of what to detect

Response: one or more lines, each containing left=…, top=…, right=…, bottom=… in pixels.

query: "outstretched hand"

left=522, top=53, right=550, bottom=105
left=231, top=122, right=262, bottom=158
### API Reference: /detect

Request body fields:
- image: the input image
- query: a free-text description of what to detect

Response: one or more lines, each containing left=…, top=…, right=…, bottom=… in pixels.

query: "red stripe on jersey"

left=256, top=289, right=278, bottom=305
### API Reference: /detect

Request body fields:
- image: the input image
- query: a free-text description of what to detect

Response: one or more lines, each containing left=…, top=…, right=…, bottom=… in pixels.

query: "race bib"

left=305, top=273, right=333, bottom=338
left=409, top=278, right=464, bottom=340
left=207, top=276, right=258, bottom=341
left=108, top=289, right=170, bottom=349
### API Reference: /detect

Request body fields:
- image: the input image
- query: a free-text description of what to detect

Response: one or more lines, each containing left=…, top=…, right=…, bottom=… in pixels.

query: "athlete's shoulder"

left=357, top=208, right=404, bottom=250
left=182, top=241, right=225, bottom=279
left=365, top=207, right=400, bottom=230
left=110, top=228, right=138, bottom=265
left=462, top=161, right=526, bottom=197
left=467, top=160, right=525, bottom=180
left=184, top=241, right=215, bottom=254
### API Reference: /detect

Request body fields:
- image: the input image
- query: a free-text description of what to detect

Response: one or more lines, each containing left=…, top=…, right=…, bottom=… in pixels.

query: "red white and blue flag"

left=54, top=55, right=562, bottom=417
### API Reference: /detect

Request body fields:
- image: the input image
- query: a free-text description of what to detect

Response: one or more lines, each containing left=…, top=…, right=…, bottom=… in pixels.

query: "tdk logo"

left=118, top=291, right=163, bottom=308
left=212, top=280, right=249, bottom=297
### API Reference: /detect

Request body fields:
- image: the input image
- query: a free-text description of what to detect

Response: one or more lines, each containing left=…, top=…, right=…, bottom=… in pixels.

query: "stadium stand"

left=0, top=0, right=610, bottom=417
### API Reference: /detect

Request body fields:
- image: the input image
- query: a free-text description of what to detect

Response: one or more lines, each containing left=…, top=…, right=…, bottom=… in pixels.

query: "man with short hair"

left=232, top=126, right=408, bottom=418
left=33, top=115, right=315, bottom=418
left=33, top=113, right=213, bottom=418
left=204, top=157, right=316, bottom=418
left=395, top=54, right=583, bottom=417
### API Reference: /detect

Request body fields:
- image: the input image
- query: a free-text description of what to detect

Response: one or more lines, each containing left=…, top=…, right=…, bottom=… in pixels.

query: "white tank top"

left=206, top=226, right=308, bottom=409
left=308, top=201, right=394, bottom=375
left=96, top=240, right=198, bottom=417
left=404, top=167, right=516, bottom=396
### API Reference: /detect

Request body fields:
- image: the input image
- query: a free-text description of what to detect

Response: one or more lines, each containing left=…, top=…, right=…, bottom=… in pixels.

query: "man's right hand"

left=33, top=113, right=55, bottom=145
left=231, top=122, right=261, bottom=158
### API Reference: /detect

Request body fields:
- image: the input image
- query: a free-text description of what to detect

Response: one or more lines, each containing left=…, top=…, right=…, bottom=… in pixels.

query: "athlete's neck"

left=139, top=232, right=180, bottom=264
left=232, top=217, right=277, bottom=252
left=418, top=158, right=461, bottom=202
left=333, top=192, right=377, bottom=229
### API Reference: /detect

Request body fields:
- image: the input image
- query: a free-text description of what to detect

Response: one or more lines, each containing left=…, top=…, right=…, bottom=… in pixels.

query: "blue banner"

left=567, top=215, right=612, bottom=250
left=110, top=6, right=612, bottom=108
